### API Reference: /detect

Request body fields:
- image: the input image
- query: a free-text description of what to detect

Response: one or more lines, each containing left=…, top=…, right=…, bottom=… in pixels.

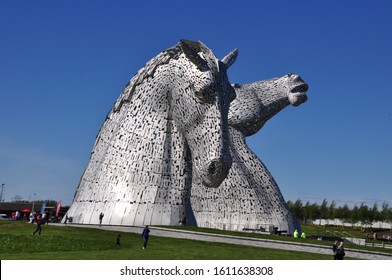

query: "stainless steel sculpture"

left=190, top=74, right=308, bottom=233
left=65, top=40, right=308, bottom=234
left=65, top=40, right=236, bottom=226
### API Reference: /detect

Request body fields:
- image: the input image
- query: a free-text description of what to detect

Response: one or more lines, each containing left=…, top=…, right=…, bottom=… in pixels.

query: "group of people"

left=293, top=229, right=306, bottom=239
left=293, top=229, right=346, bottom=260
left=70, top=213, right=351, bottom=259
left=30, top=211, right=51, bottom=224
left=332, top=240, right=345, bottom=260
left=98, top=212, right=150, bottom=249
left=114, top=225, right=150, bottom=250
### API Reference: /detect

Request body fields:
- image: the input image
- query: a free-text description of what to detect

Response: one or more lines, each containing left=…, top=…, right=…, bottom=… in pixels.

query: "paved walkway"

left=54, top=223, right=392, bottom=260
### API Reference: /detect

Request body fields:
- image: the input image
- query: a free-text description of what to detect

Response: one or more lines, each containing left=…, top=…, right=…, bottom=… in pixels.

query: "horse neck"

left=252, top=78, right=291, bottom=118
left=229, top=79, right=290, bottom=136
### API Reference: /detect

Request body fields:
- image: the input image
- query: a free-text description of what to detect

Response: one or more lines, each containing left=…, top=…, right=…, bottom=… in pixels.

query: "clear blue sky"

left=1, top=0, right=391, bottom=207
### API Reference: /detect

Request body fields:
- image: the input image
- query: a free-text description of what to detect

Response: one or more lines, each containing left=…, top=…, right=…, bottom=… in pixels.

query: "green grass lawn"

left=162, top=224, right=392, bottom=254
left=0, top=221, right=344, bottom=260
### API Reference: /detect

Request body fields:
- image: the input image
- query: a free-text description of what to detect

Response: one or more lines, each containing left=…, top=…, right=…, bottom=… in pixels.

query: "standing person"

left=179, top=217, right=187, bottom=226
left=335, top=241, right=345, bottom=260
left=300, top=230, right=306, bottom=239
left=142, top=226, right=150, bottom=249
left=45, top=211, right=50, bottom=224
left=332, top=240, right=338, bottom=260
left=30, top=212, right=35, bottom=223
left=116, top=234, right=121, bottom=248
left=293, top=229, right=299, bottom=238
left=99, top=212, right=104, bottom=226
left=42, top=212, right=46, bottom=223
left=33, top=213, right=42, bottom=235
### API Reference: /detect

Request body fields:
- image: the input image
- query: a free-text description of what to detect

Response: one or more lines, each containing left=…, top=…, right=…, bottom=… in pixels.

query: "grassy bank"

left=160, top=224, right=392, bottom=254
left=1, top=221, right=340, bottom=260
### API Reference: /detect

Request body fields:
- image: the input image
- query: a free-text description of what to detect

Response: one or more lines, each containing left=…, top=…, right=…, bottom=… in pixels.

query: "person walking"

left=116, top=234, right=121, bottom=248
left=332, top=240, right=338, bottom=260
left=99, top=212, right=104, bottom=226
left=142, top=226, right=150, bottom=249
left=33, top=213, right=42, bottom=235
left=45, top=211, right=50, bottom=225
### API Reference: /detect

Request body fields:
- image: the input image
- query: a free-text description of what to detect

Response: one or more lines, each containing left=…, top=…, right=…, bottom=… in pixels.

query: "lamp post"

left=0, top=184, right=5, bottom=203
left=32, top=193, right=36, bottom=213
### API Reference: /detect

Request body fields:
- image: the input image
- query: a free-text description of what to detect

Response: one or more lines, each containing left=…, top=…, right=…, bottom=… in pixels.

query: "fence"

left=312, top=219, right=392, bottom=229
left=364, top=241, right=392, bottom=249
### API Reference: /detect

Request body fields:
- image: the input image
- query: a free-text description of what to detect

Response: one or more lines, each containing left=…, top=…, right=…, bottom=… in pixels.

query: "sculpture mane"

left=112, top=45, right=180, bottom=112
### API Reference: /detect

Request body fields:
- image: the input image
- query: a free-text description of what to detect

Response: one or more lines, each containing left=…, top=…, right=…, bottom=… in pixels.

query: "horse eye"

left=195, top=88, right=214, bottom=102
left=195, top=90, right=206, bottom=100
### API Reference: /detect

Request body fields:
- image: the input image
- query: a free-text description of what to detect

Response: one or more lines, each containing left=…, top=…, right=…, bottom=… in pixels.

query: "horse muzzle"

left=200, top=157, right=232, bottom=188
left=288, top=80, right=308, bottom=106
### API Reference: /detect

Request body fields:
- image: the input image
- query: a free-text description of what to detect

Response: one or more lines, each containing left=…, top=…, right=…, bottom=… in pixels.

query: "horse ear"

left=180, top=39, right=208, bottom=70
left=221, top=48, right=238, bottom=69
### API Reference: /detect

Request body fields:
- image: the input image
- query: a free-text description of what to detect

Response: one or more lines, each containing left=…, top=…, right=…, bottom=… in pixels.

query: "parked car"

left=0, top=214, right=9, bottom=220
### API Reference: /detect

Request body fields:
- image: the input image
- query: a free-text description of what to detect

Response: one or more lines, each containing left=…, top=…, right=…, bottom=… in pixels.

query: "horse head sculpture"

left=228, top=73, right=308, bottom=136
left=173, top=40, right=237, bottom=187
left=65, top=40, right=237, bottom=225
left=191, top=73, right=309, bottom=233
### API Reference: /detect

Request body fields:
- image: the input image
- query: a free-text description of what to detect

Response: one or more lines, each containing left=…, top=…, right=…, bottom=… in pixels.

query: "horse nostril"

left=202, top=158, right=232, bottom=188
left=207, top=158, right=232, bottom=176
left=294, top=75, right=303, bottom=83
left=208, top=161, right=218, bottom=175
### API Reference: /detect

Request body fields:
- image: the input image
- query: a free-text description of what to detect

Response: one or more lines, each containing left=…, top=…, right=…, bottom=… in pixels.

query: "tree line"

left=10, top=198, right=59, bottom=207
left=286, top=199, right=392, bottom=225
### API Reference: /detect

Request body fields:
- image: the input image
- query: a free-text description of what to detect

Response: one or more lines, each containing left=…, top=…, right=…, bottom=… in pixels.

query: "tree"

left=301, top=201, right=321, bottom=224
left=287, top=198, right=392, bottom=227
left=381, top=202, right=391, bottom=222
left=336, top=203, right=350, bottom=222
left=370, top=203, right=381, bottom=222
left=357, top=203, right=370, bottom=228
left=319, top=199, right=329, bottom=220
left=350, top=205, right=360, bottom=226
left=35, top=200, right=58, bottom=206
left=289, top=199, right=304, bottom=223
left=380, top=202, right=392, bottom=234
left=328, top=200, right=337, bottom=220
left=303, top=202, right=310, bottom=224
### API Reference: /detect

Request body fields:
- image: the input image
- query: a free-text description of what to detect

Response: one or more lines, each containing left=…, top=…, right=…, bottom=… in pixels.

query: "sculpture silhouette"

left=65, top=40, right=308, bottom=233
left=190, top=74, right=308, bottom=233
left=65, top=40, right=236, bottom=225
